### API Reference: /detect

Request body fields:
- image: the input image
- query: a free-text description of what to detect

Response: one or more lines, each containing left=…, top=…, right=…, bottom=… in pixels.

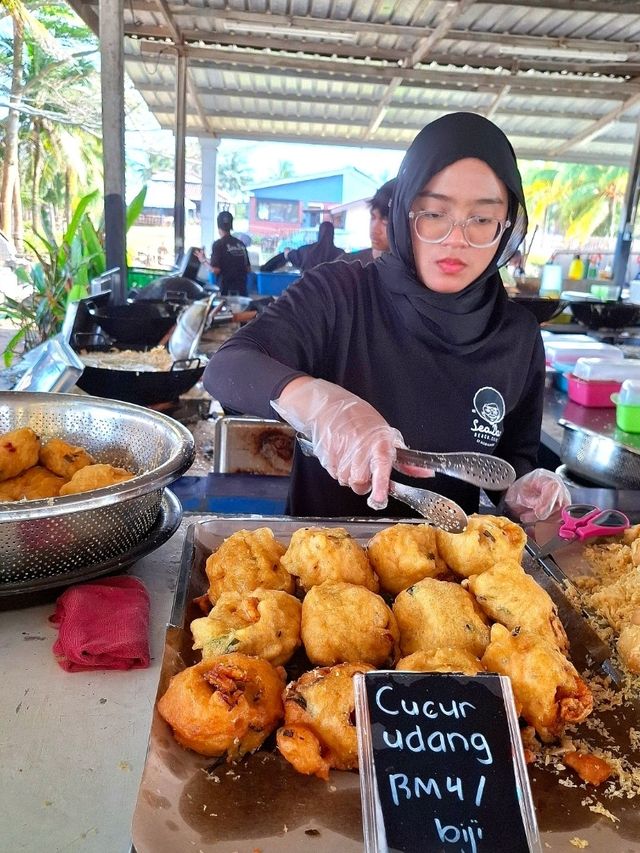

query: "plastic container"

left=568, top=374, right=620, bottom=408
left=254, top=271, right=300, bottom=296
left=552, top=361, right=573, bottom=392
left=612, top=380, right=640, bottom=432
left=543, top=340, right=623, bottom=369
left=573, top=358, right=640, bottom=383
left=127, top=267, right=167, bottom=288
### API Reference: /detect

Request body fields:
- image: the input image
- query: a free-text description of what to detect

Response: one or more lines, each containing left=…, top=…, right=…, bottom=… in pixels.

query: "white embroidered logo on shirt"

left=470, top=386, right=505, bottom=447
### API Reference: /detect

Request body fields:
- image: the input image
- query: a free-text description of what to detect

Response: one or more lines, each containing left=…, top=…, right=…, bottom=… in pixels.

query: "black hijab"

left=300, top=221, right=343, bottom=270
left=378, top=112, right=528, bottom=354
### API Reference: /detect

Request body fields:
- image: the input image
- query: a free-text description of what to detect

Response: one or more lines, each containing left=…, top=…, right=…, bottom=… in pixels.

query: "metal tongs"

left=296, top=435, right=468, bottom=532
left=392, top=447, right=516, bottom=490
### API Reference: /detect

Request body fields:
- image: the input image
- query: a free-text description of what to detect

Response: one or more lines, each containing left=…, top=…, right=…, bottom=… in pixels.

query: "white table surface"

left=0, top=515, right=206, bottom=853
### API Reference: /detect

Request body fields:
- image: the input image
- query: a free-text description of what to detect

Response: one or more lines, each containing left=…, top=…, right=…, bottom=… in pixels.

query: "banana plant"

left=0, top=185, right=147, bottom=365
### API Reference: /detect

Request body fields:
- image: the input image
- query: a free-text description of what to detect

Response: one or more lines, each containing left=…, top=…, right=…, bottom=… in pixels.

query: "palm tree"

left=522, top=162, right=628, bottom=243
left=0, top=0, right=101, bottom=244
left=218, top=150, right=254, bottom=199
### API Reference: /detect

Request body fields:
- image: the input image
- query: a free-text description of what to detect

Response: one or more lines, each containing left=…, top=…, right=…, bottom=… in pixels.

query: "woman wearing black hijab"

left=204, top=112, right=568, bottom=520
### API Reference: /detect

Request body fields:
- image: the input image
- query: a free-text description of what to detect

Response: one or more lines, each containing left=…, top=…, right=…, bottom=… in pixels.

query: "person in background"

left=197, top=211, right=251, bottom=296
left=204, top=112, right=570, bottom=523
left=347, top=178, right=396, bottom=266
left=261, top=221, right=344, bottom=274
left=500, top=247, right=526, bottom=287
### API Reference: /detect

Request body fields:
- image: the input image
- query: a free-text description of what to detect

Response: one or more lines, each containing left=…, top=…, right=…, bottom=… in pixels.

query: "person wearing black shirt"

left=204, top=113, right=569, bottom=522
left=347, top=178, right=396, bottom=267
left=198, top=211, right=250, bottom=295
left=261, top=221, right=344, bottom=274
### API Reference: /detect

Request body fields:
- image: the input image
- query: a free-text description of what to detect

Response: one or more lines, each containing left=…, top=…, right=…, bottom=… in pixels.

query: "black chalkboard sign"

left=355, top=671, right=540, bottom=853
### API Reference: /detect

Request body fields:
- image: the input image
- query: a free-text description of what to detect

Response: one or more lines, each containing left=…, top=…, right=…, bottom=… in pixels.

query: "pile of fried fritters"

left=157, top=516, right=594, bottom=780
left=0, top=427, right=135, bottom=501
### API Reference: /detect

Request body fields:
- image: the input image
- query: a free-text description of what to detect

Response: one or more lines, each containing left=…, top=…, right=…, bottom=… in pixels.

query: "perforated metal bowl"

left=0, top=391, right=195, bottom=584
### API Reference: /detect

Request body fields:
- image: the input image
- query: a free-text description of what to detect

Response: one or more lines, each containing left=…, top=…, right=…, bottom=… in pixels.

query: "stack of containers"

left=568, top=358, right=640, bottom=408
left=543, top=340, right=624, bottom=393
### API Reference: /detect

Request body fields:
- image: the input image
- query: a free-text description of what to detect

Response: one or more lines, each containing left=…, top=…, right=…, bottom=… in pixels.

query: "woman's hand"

left=271, top=377, right=405, bottom=510
left=504, top=469, right=571, bottom=523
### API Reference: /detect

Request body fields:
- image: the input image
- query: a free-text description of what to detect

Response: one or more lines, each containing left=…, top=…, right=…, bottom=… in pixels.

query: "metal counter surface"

left=0, top=515, right=209, bottom=853
left=541, top=383, right=640, bottom=458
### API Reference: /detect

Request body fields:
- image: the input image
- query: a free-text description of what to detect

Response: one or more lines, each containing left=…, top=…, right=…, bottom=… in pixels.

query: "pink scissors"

left=538, top=503, right=630, bottom=558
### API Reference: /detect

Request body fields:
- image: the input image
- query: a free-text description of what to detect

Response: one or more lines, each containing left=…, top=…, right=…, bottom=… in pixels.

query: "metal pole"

left=613, top=115, right=640, bottom=290
left=98, top=0, right=127, bottom=304
left=174, top=50, right=187, bottom=261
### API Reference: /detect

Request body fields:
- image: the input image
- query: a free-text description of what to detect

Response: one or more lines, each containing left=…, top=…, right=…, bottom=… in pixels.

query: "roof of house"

left=249, top=166, right=377, bottom=192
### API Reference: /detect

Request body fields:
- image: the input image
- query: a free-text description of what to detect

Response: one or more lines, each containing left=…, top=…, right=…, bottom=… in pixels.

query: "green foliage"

left=521, top=162, right=628, bottom=243
left=0, top=186, right=147, bottom=365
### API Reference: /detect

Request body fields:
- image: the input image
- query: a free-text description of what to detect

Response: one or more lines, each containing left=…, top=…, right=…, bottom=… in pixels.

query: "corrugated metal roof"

left=69, top=0, right=640, bottom=166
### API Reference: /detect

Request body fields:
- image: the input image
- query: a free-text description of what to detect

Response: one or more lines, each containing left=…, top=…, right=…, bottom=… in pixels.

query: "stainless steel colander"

left=0, top=391, right=195, bottom=584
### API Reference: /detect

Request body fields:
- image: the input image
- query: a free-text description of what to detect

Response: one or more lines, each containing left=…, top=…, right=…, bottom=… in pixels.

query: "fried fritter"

left=157, top=653, right=285, bottom=758
left=39, top=437, right=94, bottom=479
left=0, top=465, right=66, bottom=501
left=435, top=514, right=526, bottom=578
left=396, top=648, right=484, bottom=675
left=58, top=463, right=134, bottom=495
left=281, top=527, right=378, bottom=592
left=191, top=588, right=302, bottom=666
left=367, top=523, right=447, bottom=595
left=0, top=427, right=40, bottom=482
left=393, top=577, right=490, bottom=658
left=276, top=662, right=373, bottom=780
left=481, top=623, right=593, bottom=742
left=464, top=559, right=569, bottom=654
left=205, top=527, right=293, bottom=604
left=301, top=581, right=399, bottom=667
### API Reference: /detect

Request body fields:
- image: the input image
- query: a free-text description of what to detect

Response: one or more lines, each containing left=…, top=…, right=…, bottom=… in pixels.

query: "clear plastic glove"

left=271, top=377, right=405, bottom=510
left=504, top=468, right=571, bottom=523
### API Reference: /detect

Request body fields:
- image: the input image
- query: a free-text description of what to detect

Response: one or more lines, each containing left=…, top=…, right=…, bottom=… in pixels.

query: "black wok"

left=509, top=296, right=566, bottom=324
left=568, top=300, right=640, bottom=330
left=87, top=301, right=181, bottom=346
left=75, top=345, right=206, bottom=405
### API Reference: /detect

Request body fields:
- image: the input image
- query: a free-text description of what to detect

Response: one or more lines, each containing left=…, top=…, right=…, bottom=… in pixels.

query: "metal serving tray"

left=131, top=517, right=640, bottom=853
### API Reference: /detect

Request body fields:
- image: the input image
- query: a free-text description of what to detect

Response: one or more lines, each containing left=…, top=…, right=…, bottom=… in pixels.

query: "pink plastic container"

left=567, top=374, right=622, bottom=408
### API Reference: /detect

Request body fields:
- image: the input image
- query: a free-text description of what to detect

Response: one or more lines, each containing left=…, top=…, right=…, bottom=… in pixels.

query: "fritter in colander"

left=39, top=438, right=94, bottom=480
left=0, top=465, right=66, bottom=501
left=0, top=427, right=40, bottom=482
left=58, top=463, right=134, bottom=496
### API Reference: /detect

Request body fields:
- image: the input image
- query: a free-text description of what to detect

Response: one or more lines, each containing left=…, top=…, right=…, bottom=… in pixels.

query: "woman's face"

left=409, top=158, right=509, bottom=294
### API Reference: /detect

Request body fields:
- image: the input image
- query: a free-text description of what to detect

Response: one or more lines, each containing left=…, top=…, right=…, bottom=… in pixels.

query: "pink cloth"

left=50, top=576, right=150, bottom=672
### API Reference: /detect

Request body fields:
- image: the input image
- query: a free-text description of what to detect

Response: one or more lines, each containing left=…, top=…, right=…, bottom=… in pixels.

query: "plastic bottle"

left=568, top=254, right=584, bottom=280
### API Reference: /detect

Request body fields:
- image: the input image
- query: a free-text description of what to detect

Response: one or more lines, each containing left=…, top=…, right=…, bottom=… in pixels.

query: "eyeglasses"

left=409, top=211, right=511, bottom=248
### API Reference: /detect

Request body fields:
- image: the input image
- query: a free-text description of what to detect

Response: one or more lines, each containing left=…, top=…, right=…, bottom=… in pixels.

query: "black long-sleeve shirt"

left=204, top=260, right=545, bottom=518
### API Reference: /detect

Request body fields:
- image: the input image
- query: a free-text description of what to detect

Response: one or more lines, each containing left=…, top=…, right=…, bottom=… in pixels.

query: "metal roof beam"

left=551, top=92, right=640, bottom=156
left=136, top=81, right=640, bottom=125
left=123, top=4, right=635, bottom=50
left=134, top=42, right=640, bottom=99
